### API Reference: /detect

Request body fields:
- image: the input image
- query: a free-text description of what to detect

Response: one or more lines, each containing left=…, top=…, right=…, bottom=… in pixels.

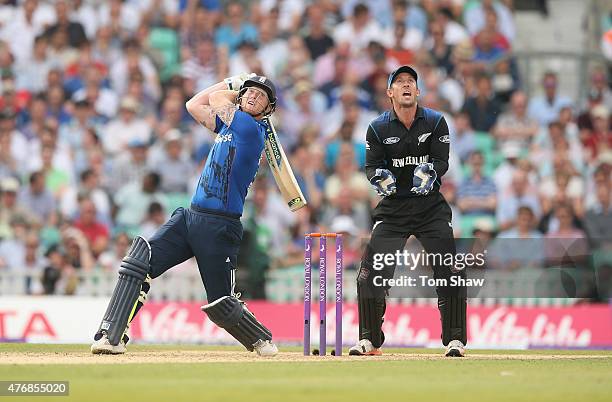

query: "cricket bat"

left=262, top=117, right=307, bottom=211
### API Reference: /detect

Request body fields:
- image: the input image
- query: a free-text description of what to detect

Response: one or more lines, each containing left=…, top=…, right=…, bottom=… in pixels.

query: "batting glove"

left=224, top=72, right=256, bottom=91
left=411, top=162, right=437, bottom=195
left=370, top=168, right=397, bottom=197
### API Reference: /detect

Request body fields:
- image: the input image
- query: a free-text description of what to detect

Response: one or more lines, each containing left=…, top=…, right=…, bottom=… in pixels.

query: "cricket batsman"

left=349, top=66, right=467, bottom=357
left=91, top=73, right=279, bottom=357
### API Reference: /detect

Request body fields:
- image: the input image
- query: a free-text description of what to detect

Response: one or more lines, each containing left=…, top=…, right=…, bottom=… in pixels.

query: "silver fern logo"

left=417, top=132, right=432, bottom=144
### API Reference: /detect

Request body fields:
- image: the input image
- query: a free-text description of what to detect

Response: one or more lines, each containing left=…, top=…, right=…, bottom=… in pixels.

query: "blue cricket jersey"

left=191, top=110, right=266, bottom=216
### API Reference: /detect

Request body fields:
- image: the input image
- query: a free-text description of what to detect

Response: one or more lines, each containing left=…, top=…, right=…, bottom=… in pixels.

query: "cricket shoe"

left=254, top=340, right=278, bottom=357
left=445, top=340, right=465, bottom=357
left=348, top=339, right=382, bottom=356
left=91, top=333, right=127, bottom=355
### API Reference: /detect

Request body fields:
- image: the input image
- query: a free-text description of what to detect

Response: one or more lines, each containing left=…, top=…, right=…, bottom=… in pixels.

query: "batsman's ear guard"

left=438, top=296, right=467, bottom=346
left=95, top=236, right=151, bottom=345
left=202, top=296, right=272, bottom=351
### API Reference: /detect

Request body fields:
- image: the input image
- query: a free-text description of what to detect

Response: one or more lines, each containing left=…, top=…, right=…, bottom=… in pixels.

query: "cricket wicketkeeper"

left=349, top=65, right=467, bottom=357
left=91, top=73, right=279, bottom=357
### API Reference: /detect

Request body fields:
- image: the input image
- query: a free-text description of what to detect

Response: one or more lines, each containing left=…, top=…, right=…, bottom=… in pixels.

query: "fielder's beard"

left=395, top=98, right=417, bottom=109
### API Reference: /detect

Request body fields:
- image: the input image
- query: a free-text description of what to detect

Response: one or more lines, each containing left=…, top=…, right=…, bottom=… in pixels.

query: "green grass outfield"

left=1, top=344, right=611, bottom=402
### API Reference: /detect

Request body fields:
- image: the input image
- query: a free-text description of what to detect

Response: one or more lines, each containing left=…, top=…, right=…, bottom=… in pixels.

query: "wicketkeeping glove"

left=411, top=162, right=437, bottom=195
left=224, top=72, right=256, bottom=91
left=370, top=168, right=397, bottom=197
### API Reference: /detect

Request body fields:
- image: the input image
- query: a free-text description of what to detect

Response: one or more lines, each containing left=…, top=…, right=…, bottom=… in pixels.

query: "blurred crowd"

left=0, top=0, right=609, bottom=299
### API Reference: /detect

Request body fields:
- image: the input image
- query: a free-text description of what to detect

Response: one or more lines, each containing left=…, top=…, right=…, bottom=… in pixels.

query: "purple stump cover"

left=319, top=236, right=327, bottom=356
left=335, top=234, right=343, bottom=355
left=303, top=235, right=312, bottom=356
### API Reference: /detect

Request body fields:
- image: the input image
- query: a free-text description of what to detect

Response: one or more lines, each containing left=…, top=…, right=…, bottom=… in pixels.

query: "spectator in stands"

left=15, top=35, right=51, bottom=94
left=464, top=0, right=516, bottom=44
left=17, top=171, right=56, bottom=226
left=544, top=203, right=589, bottom=268
left=98, top=231, right=131, bottom=271
left=44, top=0, right=87, bottom=48
left=282, top=80, right=326, bottom=145
left=462, top=73, right=502, bottom=132
left=108, top=138, right=152, bottom=193
left=581, top=105, right=611, bottom=160
left=580, top=65, right=612, bottom=113
left=72, top=197, right=109, bottom=258
left=333, top=3, right=386, bottom=53
left=322, top=87, right=376, bottom=141
left=72, top=0, right=98, bottom=40
left=496, top=170, right=541, bottom=231
left=154, top=130, right=192, bottom=193
left=302, top=3, right=335, bottom=61
left=528, top=71, right=573, bottom=127
left=60, top=168, right=111, bottom=226
left=110, top=38, right=160, bottom=101
left=91, top=25, right=122, bottom=68
left=20, top=96, right=46, bottom=143
left=228, top=39, right=263, bottom=77
left=114, top=171, right=166, bottom=233
left=387, top=21, right=416, bottom=67
left=291, top=142, right=325, bottom=211
left=451, top=110, right=477, bottom=162
left=41, top=245, right=68, bottom=295
left=98, top=0, right=141, bottom=38
left=0, top=109, right=28, bottom=169
left=457, top=151, right=497, bottom=217
left=181, top=36, right=222, bottom=93
left=325, top=119, right=366, bottom=170
left=0, top=0, right=45, bottom=63
left=324, top=143, right=371, bottom=205
left=475, top=8, right=511, bottom=51
left=532, top=121, right=584, bottom=178
left=321, top=185, right=370, bottom=232
left=60, top=99, right=100, bottom=152
left=21, top=231, right=45, bottom=294
left=72, top=66, right=119, bottom=120
left=214, top=2, right=258, bottom=55
left=426, top=20, right=454, bottom=75
left=102, top=96, right=151, bottom=156
left=61, top=225, right=95, bottom=271
left=540, top=159, right=585, bottom=220
left=0, top=129, right=18, bottom=179
left=434, top=6, right=469, bottom=46
left=140, top=201, right=167, bottom=240
left=0, top=214, right=28, bottom=270
left=0, top=177, right=39, bottom=238
left=584, top=171, right=611, bottom=250
left=256, top=17, right=287, bottom=79
left=491, top=56, right=520, bottom=105
left=472, top=26, right=506, bottom=70
left=388, top=1, right=424, bottom=52
left=493, top=90, right=538, bottom=149
left=491, top=205, right=544, bottom=271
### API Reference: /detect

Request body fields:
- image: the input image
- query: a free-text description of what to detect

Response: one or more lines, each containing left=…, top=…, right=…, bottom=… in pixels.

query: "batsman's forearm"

left=186, top=81, right=229, bottom=109
left=209, top=90, right=239, bottom=108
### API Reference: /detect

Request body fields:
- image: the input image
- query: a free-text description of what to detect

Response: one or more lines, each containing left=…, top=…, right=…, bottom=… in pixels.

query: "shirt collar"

left=390, top=105, right=424, bottom=121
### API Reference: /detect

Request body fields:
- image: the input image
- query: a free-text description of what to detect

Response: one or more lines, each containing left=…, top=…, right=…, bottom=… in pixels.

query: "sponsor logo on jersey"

left=215, top=133, right=233, bottom=143
left=417, top=132, right=432, bottom=143
left=383, top=136, right=400, bottom=145
left=439, top=135, right=450, bottom=143
left=392, top=154, right=429, bottom=168
left=365, top=141, right=371, bottom=150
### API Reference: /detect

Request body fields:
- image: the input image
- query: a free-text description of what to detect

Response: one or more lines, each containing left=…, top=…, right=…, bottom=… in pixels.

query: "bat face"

left=262, top=118, right=307, bottom=211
